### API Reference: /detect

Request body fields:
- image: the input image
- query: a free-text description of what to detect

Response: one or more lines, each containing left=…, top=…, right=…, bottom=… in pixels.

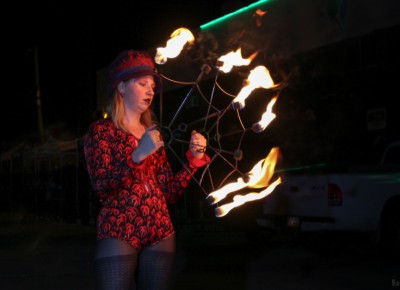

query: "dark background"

left=1, top=0, right=400, bottom=224
left=3, top=0, right=399, bottom=149
left=2, top=0, right=242, bottom=143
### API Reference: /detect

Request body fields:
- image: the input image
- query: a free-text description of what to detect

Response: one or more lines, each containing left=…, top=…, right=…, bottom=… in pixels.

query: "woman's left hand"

left=190, top=130, right=207, bottom=159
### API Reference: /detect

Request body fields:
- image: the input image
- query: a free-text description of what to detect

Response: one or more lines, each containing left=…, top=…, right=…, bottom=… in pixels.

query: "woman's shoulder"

left=89, top=118, right=113, bottom=129
left=86, top=118, right=115, bottom=135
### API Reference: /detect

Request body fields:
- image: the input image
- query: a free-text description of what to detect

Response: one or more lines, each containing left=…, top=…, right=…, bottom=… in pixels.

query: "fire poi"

left=151, top=7, right=285, bottom=217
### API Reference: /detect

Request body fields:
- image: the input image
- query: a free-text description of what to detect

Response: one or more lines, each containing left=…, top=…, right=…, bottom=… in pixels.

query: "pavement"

left=0, top=217, right=96, bottom=290
left=0, top=214, right=262, bottom=290
left=1, top=215, right=400, bottom=290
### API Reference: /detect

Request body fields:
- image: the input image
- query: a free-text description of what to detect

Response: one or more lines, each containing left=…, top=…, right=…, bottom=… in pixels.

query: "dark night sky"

left=2, top=0, right=240, bottom=144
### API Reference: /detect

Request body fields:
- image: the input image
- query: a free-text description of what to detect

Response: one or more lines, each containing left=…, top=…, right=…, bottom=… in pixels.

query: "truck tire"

left=380, top=199, right=400, bottom=264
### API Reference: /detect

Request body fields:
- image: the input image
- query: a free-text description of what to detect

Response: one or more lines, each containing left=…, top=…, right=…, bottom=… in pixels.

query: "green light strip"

left=200, top=0, right=270, bottom=30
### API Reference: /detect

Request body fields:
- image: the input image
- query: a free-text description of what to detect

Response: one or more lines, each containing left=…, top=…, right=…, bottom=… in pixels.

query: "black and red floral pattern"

left=84, top=118, right=209, bottom=251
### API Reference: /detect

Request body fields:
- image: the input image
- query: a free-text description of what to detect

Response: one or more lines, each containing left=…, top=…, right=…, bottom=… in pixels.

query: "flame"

left=149, top=28, right=283, bottom=218
left=215, top=177, right=281, bottom=217
left=233, top=65, right=276, bottom=109
left=217, top=48, right=257, bottom=73
left=206, top=181, right=247, bottom=205
left=252, top=96, right=277, bottom=132
left=155, top=28, right=195, bottom=65
left=206, top=147, right=280, bottom=207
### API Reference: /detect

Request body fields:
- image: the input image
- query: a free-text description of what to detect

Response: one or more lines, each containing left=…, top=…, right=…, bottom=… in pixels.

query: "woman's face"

left=122, top=75, right=156, bottom=113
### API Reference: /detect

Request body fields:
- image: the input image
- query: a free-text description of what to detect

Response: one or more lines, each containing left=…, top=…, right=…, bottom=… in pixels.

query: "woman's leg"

left=94, top=238, right=139, bottom=290
left=137, top=235, right=176, bottom=290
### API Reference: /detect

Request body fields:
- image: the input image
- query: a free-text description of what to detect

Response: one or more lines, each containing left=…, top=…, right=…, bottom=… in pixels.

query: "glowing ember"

left=155, top=28, right=195, bottom=65
left=253, top=8, right=267, bottom=27
left=252, top=96, right=277, bottom=133
left=217, top=48, right=257, bottom=73
left=233, top=65, right=276, bottom=109
left=206, top=147, right=281, bottom=217
left=254, top=8, right=267, bottom=17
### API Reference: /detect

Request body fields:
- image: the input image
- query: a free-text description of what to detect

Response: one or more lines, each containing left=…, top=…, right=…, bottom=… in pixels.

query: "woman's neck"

left=124, top=112, right=145, bottom=138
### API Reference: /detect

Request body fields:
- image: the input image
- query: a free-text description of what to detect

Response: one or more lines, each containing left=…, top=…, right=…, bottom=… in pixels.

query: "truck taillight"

left=328, top=183, right=343, bottom=206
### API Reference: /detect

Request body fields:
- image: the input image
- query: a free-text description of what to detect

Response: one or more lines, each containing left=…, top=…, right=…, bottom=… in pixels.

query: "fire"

left=155, top=28, right=195, bottom=65
left=215, top=177, right=281, bottom=217
left=154, top=25, right=284, bottom=218
left=252, top=96, right=277, bottom=133
left=206, top=147, right=281, bottom=217
left=233, top=65, right=276, bottom=109
left=217, top=48, right=257, bottom=73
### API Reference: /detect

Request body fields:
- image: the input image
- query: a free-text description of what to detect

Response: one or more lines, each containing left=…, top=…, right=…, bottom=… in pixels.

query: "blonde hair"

left=110, top=84, right=157, bottom=133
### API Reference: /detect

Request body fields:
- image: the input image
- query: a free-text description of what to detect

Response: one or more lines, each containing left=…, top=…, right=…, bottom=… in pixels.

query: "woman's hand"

left=132, top=125, right=164, bottom=163
left=190, top=130, right=207, bottom=159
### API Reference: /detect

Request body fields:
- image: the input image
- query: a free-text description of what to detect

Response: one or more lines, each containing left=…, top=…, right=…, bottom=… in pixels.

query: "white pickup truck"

left=256, top=141, right=400, bottom=261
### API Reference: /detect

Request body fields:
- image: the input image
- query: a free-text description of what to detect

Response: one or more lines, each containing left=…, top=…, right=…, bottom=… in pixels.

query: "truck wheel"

left=380, top=203, right=400, bottom=264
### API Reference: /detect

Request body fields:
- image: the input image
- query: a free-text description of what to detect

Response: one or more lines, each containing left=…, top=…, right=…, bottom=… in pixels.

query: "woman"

left=84, top=50, right=210, bottom=290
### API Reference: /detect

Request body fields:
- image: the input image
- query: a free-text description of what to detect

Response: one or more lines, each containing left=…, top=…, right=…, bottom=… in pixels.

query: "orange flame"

left=155, top=28, right=195, bottom=65
left=233, top=65, right=276, bottom=109
left=217, top=48, right=256, bottom=73
left=206, top=147, right=281, bottom=217
left=252, top=96, right=277, bottom=133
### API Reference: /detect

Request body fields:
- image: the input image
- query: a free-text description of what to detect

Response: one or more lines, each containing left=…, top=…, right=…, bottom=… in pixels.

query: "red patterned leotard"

left=84, top=118, right=209, bottom=251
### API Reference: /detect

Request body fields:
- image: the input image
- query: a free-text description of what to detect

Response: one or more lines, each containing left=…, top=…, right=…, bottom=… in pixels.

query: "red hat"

left=107, top=50, right=161, bottom=97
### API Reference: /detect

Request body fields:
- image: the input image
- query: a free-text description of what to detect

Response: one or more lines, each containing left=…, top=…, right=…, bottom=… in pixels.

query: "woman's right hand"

left=190, top=130, right=207, bottom=159
left=132, top=125, right=164, bottom=163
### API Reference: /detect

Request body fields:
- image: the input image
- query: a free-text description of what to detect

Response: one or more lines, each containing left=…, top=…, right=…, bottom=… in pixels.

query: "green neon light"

left=200, top=0, right=270, bottom=30
left=275, top=163, right=327, bottom=174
